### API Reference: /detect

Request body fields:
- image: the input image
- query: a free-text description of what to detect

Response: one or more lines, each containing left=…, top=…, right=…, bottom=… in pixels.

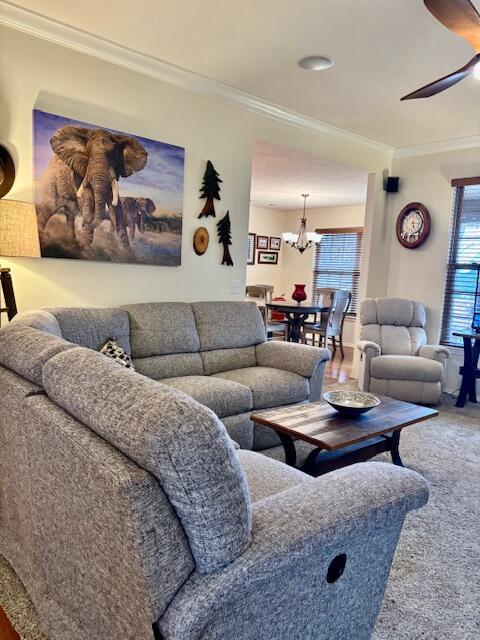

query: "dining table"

left=266, top=299, right=330, bottom=343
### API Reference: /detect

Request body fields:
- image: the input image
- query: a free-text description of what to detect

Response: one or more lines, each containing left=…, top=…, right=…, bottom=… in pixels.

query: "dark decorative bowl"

left=323, top=391, right=381, bottom=417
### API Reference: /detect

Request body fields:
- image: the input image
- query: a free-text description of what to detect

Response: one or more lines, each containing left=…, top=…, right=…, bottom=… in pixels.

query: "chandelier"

left=282, top=194, right=322, bottom=254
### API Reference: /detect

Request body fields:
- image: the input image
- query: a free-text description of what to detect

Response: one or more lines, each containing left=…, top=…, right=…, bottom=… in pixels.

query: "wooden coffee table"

left=251, top=395, right=438, bottom=476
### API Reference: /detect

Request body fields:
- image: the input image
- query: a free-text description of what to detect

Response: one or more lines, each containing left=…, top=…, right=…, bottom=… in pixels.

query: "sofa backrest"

left=122, top=301, right=265, bottom=379
left=0, top=322, right=76, bottom=385
left=51, top=307, right=132, bottom=354
left=42, top=346, right=252, bottom=574
left=11, top=301, right=267, bottom=380
left=0, top=362, right=195, bottom=637
left=360, top=297, right=427, bottom=356
left=122, top=302, right=204, bottom=379
left=192, top=301, right=265, bottom=374
left=0, top=322, right=253, bottom=575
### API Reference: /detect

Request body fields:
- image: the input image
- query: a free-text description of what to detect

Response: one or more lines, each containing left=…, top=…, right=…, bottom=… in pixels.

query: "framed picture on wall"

left=269, top=236, right=281, bottom=251
left=256, top=235, right=269, bottom=250
left=258, top=250, right=278, bottom=265
left=33, top=109, right=184, bottom=266
left=247, top=233, right=256, bottom=265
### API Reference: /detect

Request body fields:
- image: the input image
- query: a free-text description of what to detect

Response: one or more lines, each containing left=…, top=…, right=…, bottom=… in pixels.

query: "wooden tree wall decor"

left=198, top=160, right=222, bottom=218
left=217, top=211, right=233, bottom=266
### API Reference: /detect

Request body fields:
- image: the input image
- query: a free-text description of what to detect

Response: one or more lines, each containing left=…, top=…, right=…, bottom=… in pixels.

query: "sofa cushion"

left=371, top=355, right=443, bottom=383
left=221, top=413, right=254, bottom=450
left=374, top=298, right=426, bottom=327
left=123, top=302, right=199, bottom=358
left=370, top=378, right=442, bottom=405
left=252, top=423, right=282, bottom=451
left=214, top=367, right=309, bottom=410
left=50, top=307, right=131, bottom=354
left=133, top=353, right=204, bottom=380
left=192, top=301, right=266, bottom=351
left=255, top=341, right=330, bottom=377
left=236, top=450, right=308, bottom=502
left=12, top=309, right=62, bottom=336
left=201, top=346, right=256, bottom=375
left=162, top=376, right=252, bottom=418
left=0, top=323, right=75, bottom=386
left=380, top=325, right=426, bottom=356
left=42, top=347, right=252, bottom=574
left=360, top=324, right=427, bottom=356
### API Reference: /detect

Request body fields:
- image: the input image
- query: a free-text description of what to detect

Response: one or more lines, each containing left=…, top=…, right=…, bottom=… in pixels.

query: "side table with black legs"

left=454, top=332, right=480, bottom=408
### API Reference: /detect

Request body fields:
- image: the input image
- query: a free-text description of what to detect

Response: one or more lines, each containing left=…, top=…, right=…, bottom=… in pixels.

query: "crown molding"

left=0, top=1, right=393, bottom=156
left=393, top=134, right=480, bottom=159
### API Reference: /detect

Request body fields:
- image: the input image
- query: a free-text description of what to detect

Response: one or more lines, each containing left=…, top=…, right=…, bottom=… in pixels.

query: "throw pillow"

left=99, top=338, right=135, bottom=370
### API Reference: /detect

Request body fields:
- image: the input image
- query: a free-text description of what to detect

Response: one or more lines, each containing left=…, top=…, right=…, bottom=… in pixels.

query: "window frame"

left=312, top=226, right=364, bottom=316
left=440, top=178, right=480, bottom=347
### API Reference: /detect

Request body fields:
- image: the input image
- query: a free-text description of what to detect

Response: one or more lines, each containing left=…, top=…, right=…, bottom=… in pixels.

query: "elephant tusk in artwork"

left=77, top=177, right=87, bottom=199
left=111, top=178, right=119, bottom=207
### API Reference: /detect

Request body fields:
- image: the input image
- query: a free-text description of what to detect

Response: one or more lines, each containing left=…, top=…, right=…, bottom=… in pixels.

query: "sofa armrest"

left=357, top=340, right=381, bottom=392
left=358, top=340, right=381, bottom=357
left=418, top=344, right=449, bottom=366
left=255, top=340, right=331, bottom=378
left=159, top=462, right=428, bottom=639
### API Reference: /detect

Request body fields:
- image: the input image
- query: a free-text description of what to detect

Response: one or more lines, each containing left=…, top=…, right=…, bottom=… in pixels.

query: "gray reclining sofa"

left=12, top=301, right=332, bottom=452
left=0, top=301, right=429, bottom=640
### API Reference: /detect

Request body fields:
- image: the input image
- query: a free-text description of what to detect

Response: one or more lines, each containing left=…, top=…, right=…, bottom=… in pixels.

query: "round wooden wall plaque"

left=193, top=227, right=209, bottom=255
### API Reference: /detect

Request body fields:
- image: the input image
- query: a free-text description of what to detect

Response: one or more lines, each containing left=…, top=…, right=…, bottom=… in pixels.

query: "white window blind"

left=312, top=229, right=364, bottom=314
left=441, top=182, right=480, bottom=346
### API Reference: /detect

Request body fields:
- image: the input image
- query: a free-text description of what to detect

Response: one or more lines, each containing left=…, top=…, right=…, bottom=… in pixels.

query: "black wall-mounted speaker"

left=385, top=177, right=400, bottom=193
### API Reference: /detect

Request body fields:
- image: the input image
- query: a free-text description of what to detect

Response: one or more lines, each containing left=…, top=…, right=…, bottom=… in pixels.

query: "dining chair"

left=302, top=289, right=351, bottom=358
left=245, top=285, right=288, bottom=340
left=300, top=288, right=334, bottom=343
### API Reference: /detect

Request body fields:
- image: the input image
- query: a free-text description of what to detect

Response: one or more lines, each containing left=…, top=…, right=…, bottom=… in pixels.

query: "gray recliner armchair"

left=358, top=298, right=449, bottom=405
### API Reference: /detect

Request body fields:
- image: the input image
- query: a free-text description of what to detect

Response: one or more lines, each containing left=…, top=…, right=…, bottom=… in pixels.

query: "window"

left=312, top=228, right=364, bottom=314
left=441, top=180, right=480, bottom=347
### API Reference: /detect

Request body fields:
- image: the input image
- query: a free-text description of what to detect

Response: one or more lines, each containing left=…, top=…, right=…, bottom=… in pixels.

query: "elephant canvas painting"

left=33, top=109, right=184, bottom=266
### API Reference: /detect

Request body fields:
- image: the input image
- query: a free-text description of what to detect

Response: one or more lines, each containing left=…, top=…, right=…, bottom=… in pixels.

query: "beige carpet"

left=1, top=389, right=479, bottom=640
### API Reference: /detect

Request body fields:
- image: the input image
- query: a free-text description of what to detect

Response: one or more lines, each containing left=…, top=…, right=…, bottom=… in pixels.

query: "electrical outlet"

left=230, top=280, right=242, bottom=295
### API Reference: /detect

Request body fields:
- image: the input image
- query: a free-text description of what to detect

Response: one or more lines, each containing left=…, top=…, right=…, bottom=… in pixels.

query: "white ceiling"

left=7, top=0, right=480, bottom=147
left=251, top=141, right=368, bottom=210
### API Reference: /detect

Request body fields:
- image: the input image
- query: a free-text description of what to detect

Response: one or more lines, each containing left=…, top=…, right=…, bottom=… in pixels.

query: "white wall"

left=247, top=203, right=365, bottom=346
left=246, top=205, right=287, bottom=295
left=281, top=204, right=365, bottom=298
left=386, top=146, right=480, bottom=393
left=282, top=204, right=365, bottom=347
left=0, top=25, right=392, bottom=312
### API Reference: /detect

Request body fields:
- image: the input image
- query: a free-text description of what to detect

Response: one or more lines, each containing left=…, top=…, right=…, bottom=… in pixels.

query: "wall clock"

left=396, top=202, right=431, bottom=249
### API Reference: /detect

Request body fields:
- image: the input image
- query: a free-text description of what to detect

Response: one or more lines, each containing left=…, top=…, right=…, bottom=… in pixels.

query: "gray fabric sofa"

left=358, top=297, right=449, bottom=404
left=0, top=301, right=430, bottom=640
left=10, top=301, right=330, bottom=452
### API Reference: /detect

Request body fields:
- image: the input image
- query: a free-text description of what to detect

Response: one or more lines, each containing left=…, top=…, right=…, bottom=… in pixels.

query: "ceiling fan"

left=401, top=0, right=480, bottom=100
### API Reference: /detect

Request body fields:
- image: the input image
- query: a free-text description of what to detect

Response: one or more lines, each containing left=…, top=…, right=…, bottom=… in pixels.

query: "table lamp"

left=0, top=199, right=40, bottom=322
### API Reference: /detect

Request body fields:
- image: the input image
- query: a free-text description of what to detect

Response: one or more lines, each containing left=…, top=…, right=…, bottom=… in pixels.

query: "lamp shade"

left=0, top=199, right=40, bottom=257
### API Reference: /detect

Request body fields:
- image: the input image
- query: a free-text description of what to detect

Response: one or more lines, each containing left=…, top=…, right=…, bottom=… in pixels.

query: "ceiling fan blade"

left=424, top=0, right=480, bottom=51
left=401, top=54, right=479, bottom=100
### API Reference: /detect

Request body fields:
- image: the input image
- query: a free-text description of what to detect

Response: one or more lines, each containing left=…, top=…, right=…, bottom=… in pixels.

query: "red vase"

left=292, top=284, right=307, bottom=303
